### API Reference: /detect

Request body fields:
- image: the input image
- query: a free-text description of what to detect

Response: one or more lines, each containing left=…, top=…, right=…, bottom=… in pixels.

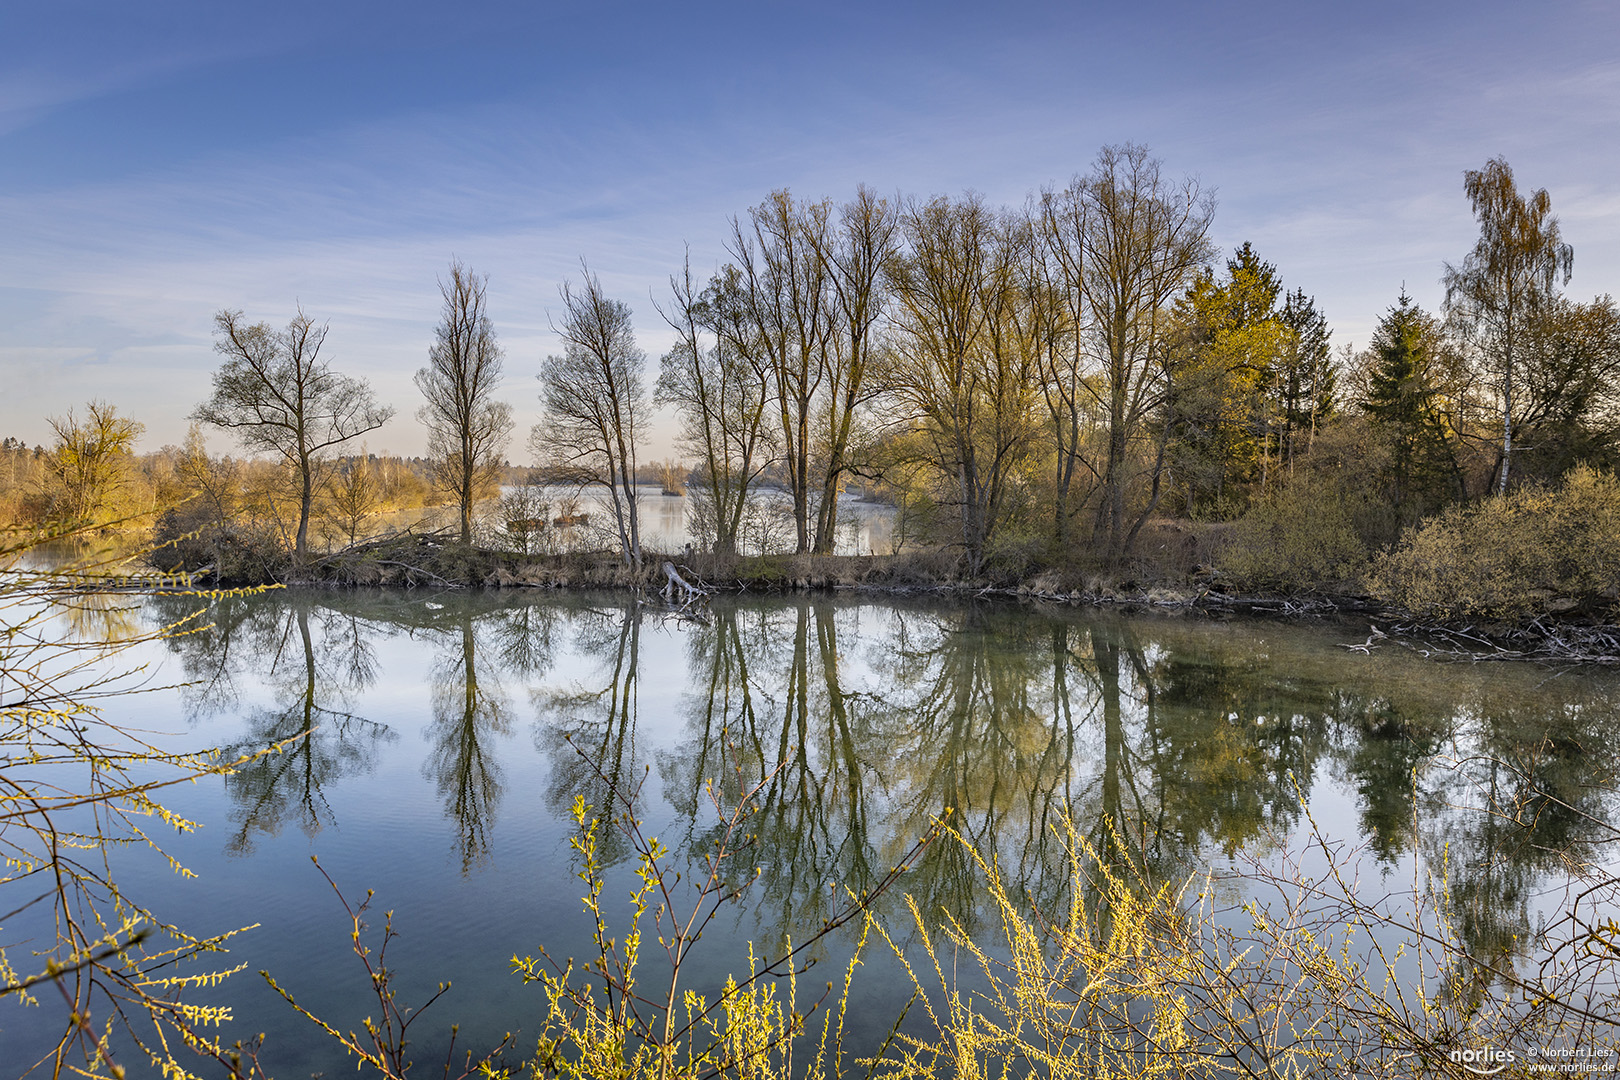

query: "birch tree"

left=1442, top=157, right=1573, bottom=495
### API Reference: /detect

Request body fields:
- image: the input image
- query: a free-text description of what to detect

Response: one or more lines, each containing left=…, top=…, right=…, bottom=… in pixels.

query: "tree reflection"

left=219, top=598, right=394, bottom=853
left=138, top=585, right=1620, bottom=969
left=485, top=600, right=559, bottom=679
left=423, top=603, right=512, bottom=873
left=1422, top=688, right=1620, bottom=987
left=1334, top=692, right=1445, bottom=864
left=58, top=590, right=146, bottom=645
left=148, top=591, right=279, bottom=720
left=1139, top=634, right=1329, bottom=859
left=647, top=601, right=1620, bottom=964
left=534, top=600, right=642, bottom=866
left=870, top=607, right=1063, bottom=932
left=655, top=598, right=927, bottom=945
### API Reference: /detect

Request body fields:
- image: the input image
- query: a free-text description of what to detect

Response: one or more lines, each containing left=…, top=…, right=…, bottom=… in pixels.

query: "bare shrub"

left=1218, top=480, right=1369, bottom=592
left=872, top=812, right=1618, bottom=1079
left=0, top=526, right=285, bottom=1076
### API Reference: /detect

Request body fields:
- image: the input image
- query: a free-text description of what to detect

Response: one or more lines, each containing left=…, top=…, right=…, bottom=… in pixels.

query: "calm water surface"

left=5, top=589, right=1617, bottom=1075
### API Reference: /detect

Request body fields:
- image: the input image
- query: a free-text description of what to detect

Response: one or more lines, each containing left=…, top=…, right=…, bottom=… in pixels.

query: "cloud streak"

left=4, top=0, right=1618, bottom=455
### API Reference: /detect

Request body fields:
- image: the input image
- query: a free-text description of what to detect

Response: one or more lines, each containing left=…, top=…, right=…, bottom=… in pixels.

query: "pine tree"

left=1276, top=289, right=1335, bottom=467
left=1166, top=243, right=1288, bottom=515
left=1360, top=293, right=1462, bottom=516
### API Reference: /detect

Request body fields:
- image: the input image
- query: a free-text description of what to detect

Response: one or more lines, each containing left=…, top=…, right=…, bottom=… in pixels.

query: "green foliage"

left=1358, top=293, right=1466, bottom=520
left=1275, top=288, right=1336, bottom=457
left=1216, top=481, right=1369, bottom=592
left=1166, top=243, right=1292, bottom=517
left=1370, top=466, right=1620, bottom=620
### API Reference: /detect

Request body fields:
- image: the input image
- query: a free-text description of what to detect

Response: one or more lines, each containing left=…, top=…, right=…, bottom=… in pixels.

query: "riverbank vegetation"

left=0, top=526, right=291, bottom=1076
left=6, top=150, right=1620, bottom=636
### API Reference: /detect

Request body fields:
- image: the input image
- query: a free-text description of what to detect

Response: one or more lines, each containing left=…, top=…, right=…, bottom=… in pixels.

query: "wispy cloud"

left=4, top=0, right=1618, bottom=454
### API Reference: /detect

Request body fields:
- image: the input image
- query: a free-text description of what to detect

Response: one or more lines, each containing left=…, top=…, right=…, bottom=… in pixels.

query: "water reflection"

left=534, top=600, right=644, bottom=866
left=141, top=588, right=1620, bottom=966
left=156, top=596, right=398, bottom=853
left=425, top=607, right=511, bottom=872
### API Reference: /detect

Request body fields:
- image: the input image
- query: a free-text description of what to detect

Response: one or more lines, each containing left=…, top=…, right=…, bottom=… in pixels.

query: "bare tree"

left=194, top=308, right=394, bottom=568
left=655, top=258, right=772, bottom=557
left=1034, top=191, right=1097, bottom=545
left=532, top=266, right=646, bottom=568
left=326, top=452, right=380, bottom=547
left=885, top=194, right=1044, bottom=574
left=729, top=191, right=835, bottom=553
left=175, top=422, right=239, bottom=527
left=416, top=260, right=513, bottom=543
left=1443, top=157, right=1573, bottom=495
left=1062, top=144, right=1215, bottom=559
left=808, top=186, right=899, bottom=552
left=45, top=400, right=144, bottom=525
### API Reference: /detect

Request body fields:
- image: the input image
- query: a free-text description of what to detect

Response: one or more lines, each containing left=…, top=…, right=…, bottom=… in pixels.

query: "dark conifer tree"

left=1360, top=293, right=1463, bottom=517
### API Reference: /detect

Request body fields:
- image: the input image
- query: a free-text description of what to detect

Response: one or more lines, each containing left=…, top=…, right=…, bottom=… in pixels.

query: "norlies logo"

left=1449, top=1046, right=1517, bottom=1075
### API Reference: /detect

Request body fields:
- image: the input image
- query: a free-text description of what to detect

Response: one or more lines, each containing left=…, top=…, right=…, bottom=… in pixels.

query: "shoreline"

left=134, top=532, right=1620, bottom=666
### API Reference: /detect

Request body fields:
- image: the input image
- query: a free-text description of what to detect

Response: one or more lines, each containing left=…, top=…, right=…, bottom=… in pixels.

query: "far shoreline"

left=121, top=531, right=1620, bottom=667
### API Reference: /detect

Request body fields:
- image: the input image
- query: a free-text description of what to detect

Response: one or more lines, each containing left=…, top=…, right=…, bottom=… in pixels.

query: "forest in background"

left=6, top=146, right=1619, bottom=623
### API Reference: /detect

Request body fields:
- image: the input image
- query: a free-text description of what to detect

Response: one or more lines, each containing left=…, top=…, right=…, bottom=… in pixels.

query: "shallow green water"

left=4, top=588, right=1617, bottom=1076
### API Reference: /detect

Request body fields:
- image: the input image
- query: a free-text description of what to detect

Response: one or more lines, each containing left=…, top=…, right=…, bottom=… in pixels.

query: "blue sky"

left=4, top=0, right=1618, bottom=457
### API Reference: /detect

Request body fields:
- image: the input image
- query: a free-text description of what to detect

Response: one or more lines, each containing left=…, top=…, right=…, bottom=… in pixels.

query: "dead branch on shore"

left=1340, top=619, right=1620, bottom=665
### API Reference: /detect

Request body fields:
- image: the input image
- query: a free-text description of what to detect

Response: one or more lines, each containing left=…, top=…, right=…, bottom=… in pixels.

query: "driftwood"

left=371, top=560, right=460, bottom=588
left=661, top=561, right=708, bottom=602
left=1339, top=619, right=1620, bottom=665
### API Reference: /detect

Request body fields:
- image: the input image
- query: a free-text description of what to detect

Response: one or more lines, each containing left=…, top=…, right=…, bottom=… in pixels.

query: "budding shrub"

left=1216, top=482, right=1369, bottom=592
left=1369, top=466, right=1620, bottom=620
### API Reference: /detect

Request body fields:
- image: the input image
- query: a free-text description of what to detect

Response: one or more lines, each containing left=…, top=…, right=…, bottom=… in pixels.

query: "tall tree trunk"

left=1102, top=386, right=1129, bottom=559
left=295, top=451, right=313, bottom=568
left=460, top=431, right=475, bottom=543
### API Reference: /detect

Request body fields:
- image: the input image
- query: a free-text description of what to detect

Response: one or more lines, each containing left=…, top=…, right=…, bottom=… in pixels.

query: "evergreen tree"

left=1359, top=293, right=1463, bottom=517
left=1166, top=242, right=1288, bottom=516
left=1275, top=289, right=1335, bottom=466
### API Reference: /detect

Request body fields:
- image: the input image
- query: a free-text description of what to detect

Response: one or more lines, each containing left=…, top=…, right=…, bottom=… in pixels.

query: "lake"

left=4, top=587, right=1616, bottom=1076
left=397, top=485, right=900, bottom=556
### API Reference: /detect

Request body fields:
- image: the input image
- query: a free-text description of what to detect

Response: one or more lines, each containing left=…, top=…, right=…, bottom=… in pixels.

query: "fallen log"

left=661, top=561, right=708, bottom=602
